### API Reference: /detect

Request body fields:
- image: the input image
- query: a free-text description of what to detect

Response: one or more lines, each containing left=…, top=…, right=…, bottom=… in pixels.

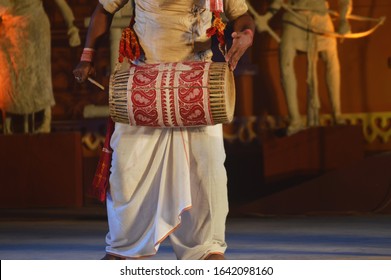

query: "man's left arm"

left=225, top=12, right=255, bottom=71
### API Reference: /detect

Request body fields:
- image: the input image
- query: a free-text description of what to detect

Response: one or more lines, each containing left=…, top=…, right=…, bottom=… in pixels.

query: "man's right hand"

left=73, top=61, right=95, bottom=83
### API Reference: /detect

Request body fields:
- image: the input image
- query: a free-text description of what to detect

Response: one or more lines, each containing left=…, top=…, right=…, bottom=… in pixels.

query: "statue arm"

left=246, top=0, right=282, bottom=42
left=54, top=0, right=81, bottom=46
left=338, top=0, right=353, bottom=34
left=246, top=0, right=281, bottom=31
left=268, top=0, right=284, bottom=15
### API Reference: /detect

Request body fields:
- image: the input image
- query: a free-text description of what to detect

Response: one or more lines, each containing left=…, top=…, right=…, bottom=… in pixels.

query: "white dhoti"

left=106, top=123, right=228, bottom=259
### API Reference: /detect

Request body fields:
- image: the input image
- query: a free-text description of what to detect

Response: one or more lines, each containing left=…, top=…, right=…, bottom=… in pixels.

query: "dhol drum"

left=109, top=61, right=235, bottom=127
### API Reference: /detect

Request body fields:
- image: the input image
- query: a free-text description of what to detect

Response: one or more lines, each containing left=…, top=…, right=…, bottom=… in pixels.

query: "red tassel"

left=118, top=17, right=142, bottom=63
left=206, top=11, right=226, bottom=55
left=89, top=117, right=115, bottom=202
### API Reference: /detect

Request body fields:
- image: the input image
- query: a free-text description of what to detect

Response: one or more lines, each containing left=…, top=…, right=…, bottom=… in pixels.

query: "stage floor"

left=0, top=209, right=390, bottom=260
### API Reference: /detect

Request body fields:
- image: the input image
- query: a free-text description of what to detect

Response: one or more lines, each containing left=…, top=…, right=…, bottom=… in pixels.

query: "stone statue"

left=0, top=0, right=80, bottom=134
left=248, top=0, right=352, bottom=135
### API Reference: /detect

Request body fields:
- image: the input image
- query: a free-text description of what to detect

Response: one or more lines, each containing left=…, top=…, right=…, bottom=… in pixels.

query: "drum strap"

left=206, top=0, right=226, bottom=56
left=206, top=0, right=224, bottom=12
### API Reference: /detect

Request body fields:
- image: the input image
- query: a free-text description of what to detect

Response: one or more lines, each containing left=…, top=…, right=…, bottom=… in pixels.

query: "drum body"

left=109, top=61, right=235, bottom=127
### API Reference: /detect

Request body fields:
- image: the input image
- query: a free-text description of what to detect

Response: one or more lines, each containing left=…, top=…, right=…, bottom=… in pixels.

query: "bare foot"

left=101, top=253, right=126, bottom=260
left=204, top=253, right=225, bottom=260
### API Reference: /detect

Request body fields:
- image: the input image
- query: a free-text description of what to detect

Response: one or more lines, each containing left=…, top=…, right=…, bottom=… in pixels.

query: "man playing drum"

left=73, top=0, right=254, bottom=260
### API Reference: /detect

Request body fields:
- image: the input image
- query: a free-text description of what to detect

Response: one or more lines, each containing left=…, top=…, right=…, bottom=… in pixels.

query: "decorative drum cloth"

left=109, top=62, right=235, bottom=127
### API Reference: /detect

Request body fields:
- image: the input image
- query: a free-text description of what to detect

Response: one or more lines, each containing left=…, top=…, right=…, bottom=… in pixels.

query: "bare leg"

left=31, top=112, right=35, bottom=133
left=306, top=49, right=320, bottom=127
left=23, top=114, right=29, bottom=133
left=3, top=111, right=12, bottom=135
left=280, top=43, right=304, bottom=135
left=35, top=106, right=52, bottom=133
left=320, top=47, right=344, bottom=124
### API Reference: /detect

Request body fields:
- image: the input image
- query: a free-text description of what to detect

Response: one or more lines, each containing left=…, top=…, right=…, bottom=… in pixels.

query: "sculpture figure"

left=249, top=0, right=353, bottom=135
left=0, top=0, right=80, bottom=134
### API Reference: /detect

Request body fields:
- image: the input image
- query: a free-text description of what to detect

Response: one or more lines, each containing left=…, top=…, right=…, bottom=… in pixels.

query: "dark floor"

left=1, top=208, right=390, bottom=260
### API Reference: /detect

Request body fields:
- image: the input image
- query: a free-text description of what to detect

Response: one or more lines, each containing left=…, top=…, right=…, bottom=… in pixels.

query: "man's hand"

left=73, top=61, right=95, bottom=83
left=225, top=29, right=253, bottom=71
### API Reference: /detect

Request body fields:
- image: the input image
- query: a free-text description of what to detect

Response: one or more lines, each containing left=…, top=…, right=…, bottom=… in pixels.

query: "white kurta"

left=99, top=0, right=248, bottom=259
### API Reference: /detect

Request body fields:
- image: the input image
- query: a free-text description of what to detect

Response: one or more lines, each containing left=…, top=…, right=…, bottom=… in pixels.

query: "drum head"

left=224, top=64, right=236, bottom=123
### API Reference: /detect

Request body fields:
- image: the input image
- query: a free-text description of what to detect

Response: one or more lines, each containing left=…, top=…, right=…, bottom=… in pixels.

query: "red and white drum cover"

left=109, top=61, right=235, bottom=127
